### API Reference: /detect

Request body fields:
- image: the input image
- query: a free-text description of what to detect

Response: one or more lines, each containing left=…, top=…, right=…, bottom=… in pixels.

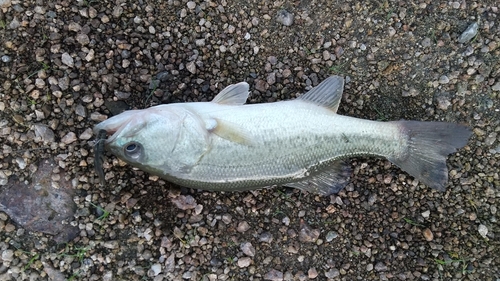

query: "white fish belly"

left=175, top=100, right=403, bottom=190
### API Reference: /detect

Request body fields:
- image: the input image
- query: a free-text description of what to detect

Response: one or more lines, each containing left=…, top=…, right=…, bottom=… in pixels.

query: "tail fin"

left=388, top=121, right=471, bottom=191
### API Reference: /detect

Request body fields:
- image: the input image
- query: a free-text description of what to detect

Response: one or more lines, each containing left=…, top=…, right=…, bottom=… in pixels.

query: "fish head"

left=94, top=107, right=185, bottom=171
left=93, top=105, right=210, bottom=178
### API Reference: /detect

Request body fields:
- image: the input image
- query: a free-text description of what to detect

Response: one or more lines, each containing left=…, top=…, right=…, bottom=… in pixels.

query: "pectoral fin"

left=211, top=82, right=250, bottom=105
left=285, top=161, right=351, bottom=195
left=205, top=118, right=256, bottom=146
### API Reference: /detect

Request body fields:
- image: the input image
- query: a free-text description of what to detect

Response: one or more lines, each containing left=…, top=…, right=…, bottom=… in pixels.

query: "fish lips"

left=93, top=110, right=144, bottom=142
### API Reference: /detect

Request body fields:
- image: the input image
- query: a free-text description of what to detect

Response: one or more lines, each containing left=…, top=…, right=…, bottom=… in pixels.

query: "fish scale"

left=186, top=105, right=400, bottom=181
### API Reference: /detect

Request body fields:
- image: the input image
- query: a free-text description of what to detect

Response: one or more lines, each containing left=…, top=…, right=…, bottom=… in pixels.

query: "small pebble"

left=421, top=210, right=430, bottom=218
left=264, top=269, right=284, bottom=281
left=277, top=10, right=294, bottom=26
left=458, top=22, right=478, bottom=43
left=114, top=91, right=131, bottom=100
left=76, top=34, right=90, bottom=45
left=61, top=132, right=77, bottom=144
left=238, top=257, right=252, bottom=268
left=439, top=75, right=450, bottom=84
left=0, top=0, right=11, bottom=8
left=186, top=61, right=196, bottom=74
left=171, top=195, right=197, bottom=210
left=15, top=157, right=26, bottom=169
left=186, top=1, right=196, bottom=9
left=103, top=240, right=119, bottom=249
left=299, top=221, right=320, bottom=243
left=366, top=264, right=374, bottom=271
left=150, top=264, right=161, bottom=276
left=478, top=224, right=488, bottom=238
left=388, top=27, right=396, bottom=36
left=237, top=221, right=250, bottom=232
left=1, top=249, right=14, bottom=262
left=259, top=232, right=273, bottom=243
left=308, top=268, right=318, bottom=278
left=421, top=37, right=431, bottom=47
left=325, top=269, right=339, bottom=278
left=423, top=228, right=434, bottom=241
left=240, top=242, right=256, bottom=257
left=102, top=271, right=113, bottom=281
left=34, top=124, right=55, bottom=142
left=374, top=262, right=388, bottom=272
left=326, top=231, right=338, bottom=242
left=436, top=93, right=451, bottom=110
left=9, top=17, right=20, bottom=29
left=85, top=49, right=95, bottom=61
left=61, top=52, right=74, bottom=67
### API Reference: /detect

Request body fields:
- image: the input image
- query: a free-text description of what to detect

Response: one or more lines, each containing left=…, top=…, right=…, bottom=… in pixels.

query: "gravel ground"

left=0, top=0, right=499, bottom=280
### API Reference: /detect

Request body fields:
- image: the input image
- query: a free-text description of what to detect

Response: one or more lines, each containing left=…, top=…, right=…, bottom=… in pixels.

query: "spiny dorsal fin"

left=211, top=82, right=250, bottom=105
left=297, top=76, right=344, bottom=112
left=205, top=117, right=256, bottom=146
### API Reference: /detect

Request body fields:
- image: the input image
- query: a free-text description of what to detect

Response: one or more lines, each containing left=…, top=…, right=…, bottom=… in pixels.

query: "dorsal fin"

left=211, top=82, right=250, bottom=105
left=297, top=76, right=344, bottom=112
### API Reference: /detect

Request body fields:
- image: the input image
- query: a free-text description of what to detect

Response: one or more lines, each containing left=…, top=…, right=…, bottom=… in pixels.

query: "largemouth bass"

left=93, top=76, right=471, bottom=195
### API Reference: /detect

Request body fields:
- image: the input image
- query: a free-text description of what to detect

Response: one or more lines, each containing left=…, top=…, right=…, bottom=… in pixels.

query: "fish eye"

left=124, top=142, right=142, bottom=159
left=126, top=143, right=137, bottom=152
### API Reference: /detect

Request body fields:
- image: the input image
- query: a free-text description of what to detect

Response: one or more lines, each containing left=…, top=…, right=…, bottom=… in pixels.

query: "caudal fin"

left=389, top=121, right=471, bottom=191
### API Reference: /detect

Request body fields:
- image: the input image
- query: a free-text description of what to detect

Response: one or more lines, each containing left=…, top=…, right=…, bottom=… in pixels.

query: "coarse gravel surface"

left=0, top=0, right=499, bottom=281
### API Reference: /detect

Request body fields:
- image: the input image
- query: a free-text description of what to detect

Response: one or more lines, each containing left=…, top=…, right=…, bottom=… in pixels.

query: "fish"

left=93, top=76, right=471, bottom=195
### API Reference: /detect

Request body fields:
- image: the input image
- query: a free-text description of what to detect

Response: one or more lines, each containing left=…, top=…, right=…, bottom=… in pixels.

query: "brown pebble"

left=237, top=221, right=250, bottom=232
left=423, top=228, right=434, bottom=241
left=4, top=223, right=16, bottom=232
left=308, top=267, right=318, bottom=278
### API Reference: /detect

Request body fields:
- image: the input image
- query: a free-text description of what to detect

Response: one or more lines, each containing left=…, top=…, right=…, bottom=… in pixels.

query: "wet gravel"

left=1, top=0, right=499, bottom=280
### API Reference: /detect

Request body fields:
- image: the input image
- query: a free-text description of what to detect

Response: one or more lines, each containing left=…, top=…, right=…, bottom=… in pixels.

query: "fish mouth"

left=93, top=111, right=142, bottom=182
left=93, top=110, right=143, bottom=144
left=93, top=123, right=121, bottom=144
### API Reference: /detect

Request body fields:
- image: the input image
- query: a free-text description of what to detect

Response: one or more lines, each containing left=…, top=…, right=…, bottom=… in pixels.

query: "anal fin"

left=285, top=161, right=351, bottom=195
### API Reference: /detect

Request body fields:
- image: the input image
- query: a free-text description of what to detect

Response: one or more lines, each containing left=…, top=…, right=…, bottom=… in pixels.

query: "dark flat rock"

left=0, top=158, right=78, bottom=243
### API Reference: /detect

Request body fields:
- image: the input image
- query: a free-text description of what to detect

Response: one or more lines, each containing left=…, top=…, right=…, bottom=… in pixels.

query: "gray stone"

left=478, top=224, right=488, bottom=238
left=277, top=10, right=294, bottom=26
left=238, top=257, right=252, bottom=268
left=240, top=242, right=256, bottom=257
left=171, top=195, right=197, bottom=210
left=458, top=22, right=478, bottom=43
left=61, top=132, right=77, bottom=144
left=1, top=249, right=14, bottom=262
left=76, top=34, right=90, bottom=45
left=267, top=72, right=276, bottom=85
left=0, top=0, right=12, bottom=8
left=264, top=269, right=283, bottom=281
left=61, top=52, right=74, bottom=67
left=186, top=61, right=196, bottom=74
left=79, top=128, right=93, bottom=140
left=33, top=124, right=55, bottom=142
left=375, top=262, right=388, bottom=272
left=9, top=17, right=20, bottom=29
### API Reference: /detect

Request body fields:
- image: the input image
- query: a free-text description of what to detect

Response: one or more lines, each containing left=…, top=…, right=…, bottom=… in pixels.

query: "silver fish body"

left=94, top=76, right=471, bottom=194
